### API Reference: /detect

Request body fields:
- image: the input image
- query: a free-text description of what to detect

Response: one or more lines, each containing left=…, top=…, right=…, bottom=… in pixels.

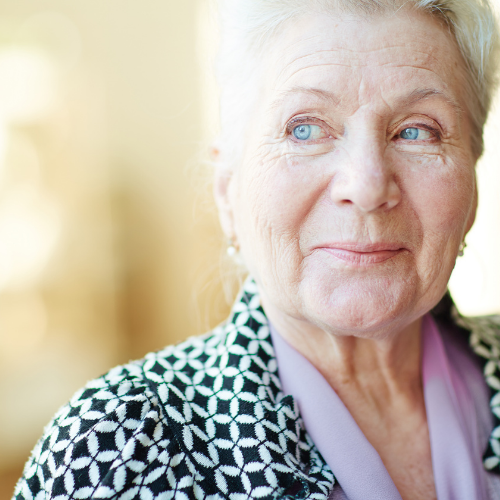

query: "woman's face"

left=217, top=11, right=477, bottom=339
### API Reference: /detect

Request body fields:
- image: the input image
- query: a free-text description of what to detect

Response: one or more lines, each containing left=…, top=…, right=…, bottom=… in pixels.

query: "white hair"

left=214, top=0, right=500, bottom=161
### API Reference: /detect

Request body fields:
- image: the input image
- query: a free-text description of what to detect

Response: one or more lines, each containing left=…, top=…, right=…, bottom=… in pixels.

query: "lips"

left=315, top=243, right=406, bottom=265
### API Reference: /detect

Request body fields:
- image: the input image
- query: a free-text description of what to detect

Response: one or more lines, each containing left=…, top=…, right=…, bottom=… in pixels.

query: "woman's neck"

left=318, top=322, right=423, bottom=409
left=263, top=296, right=437, bottom=497
left=262, top=296, right=424, bottom=414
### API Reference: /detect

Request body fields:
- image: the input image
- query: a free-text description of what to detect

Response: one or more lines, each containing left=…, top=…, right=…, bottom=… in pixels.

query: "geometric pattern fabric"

left=14, top=279, right=333, bottom=500
left=452, top=309, right=500, bottom=473
left=13, top=278, right=500, bottom=499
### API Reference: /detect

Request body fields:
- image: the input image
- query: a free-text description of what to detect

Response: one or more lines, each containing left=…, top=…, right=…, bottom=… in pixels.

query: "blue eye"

left=400, top=127, right=432, bottom=140
left=293, top=124, right=312, bottom=140
left=292, top=123, right=327, bottom=141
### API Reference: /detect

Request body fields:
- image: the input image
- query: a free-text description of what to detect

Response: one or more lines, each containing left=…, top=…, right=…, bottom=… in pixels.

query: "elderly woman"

left=13, top=0, right=500, bottom=499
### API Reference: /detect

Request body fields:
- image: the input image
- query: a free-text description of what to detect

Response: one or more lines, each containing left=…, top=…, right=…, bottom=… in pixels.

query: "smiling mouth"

left=317, top=244, right=406, bottom=265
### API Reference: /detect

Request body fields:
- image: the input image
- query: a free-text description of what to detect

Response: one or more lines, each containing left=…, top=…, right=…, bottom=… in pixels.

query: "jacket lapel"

left=452, top=308, right=500, bottom=474
left=143, top=278, right=333, bottom=499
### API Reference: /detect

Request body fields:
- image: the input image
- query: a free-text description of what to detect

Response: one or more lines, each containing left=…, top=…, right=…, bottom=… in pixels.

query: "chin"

left=298, top=274, right=420, bottom=338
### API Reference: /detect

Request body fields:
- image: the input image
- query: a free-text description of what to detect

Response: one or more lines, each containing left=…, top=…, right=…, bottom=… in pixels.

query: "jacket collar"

left=143, top=278, right=500, bottom=499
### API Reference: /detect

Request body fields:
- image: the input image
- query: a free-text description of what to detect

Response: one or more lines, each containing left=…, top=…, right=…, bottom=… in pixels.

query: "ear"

left=211, top=143, right=236, bottom=239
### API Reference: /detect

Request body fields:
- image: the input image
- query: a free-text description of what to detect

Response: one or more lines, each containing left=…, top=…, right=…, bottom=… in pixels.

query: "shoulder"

left=432, top=290, right=500, bottom=389
left=451, top=309, right=500, bottom=359
left=449, top=307, right=500, bottom=471
left=13, top=329, right=226, bottom=500
left=432, top=291, right=500, bottom=361
left=14, top=279, right=334, bottom=500
left=451, top=308, right=500, bottom=395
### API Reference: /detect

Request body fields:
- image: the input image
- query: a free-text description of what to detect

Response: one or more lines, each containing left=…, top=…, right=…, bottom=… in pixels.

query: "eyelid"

left=285, top=116, right=332, bottom=139
left=393, top=119, right=442, bottom=141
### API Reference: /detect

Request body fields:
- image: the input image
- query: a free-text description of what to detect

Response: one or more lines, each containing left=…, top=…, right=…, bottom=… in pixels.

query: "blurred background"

left=0, top=1, right=499, bottom=497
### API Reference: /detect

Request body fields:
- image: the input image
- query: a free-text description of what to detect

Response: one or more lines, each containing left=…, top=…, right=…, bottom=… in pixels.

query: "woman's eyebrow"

left=270, top=86, right=463, bottom=116
left=401, top=88, right=464, bottom=117
left=270, top=86, right=340, bottom=110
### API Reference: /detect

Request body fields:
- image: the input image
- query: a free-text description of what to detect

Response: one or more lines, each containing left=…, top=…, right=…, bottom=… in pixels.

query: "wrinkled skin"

left=214, top=10, right=477, bottom=500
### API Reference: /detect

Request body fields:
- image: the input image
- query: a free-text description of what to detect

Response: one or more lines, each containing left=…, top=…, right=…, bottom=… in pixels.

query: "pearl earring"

left=227, top=238, right=238, bottom=257
left=458, top=241, right=467, bottom=257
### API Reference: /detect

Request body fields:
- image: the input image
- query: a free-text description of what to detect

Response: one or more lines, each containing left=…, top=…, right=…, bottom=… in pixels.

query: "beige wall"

left=0, top=1, right=500, bottom=498
left=0, top=1, right=226, bottom=496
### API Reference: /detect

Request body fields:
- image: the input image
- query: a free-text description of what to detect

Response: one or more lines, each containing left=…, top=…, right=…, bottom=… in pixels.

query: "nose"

left=330, top=140, right=401, bottom=212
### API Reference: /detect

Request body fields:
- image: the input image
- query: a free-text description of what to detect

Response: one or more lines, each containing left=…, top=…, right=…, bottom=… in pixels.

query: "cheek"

left=232, top=152, right=331, bottom=288
left=237, top=154, right=328, bottom=239
left=400, top=153, right=475, bottom=292
left=408, top=161, right=475, bottom=236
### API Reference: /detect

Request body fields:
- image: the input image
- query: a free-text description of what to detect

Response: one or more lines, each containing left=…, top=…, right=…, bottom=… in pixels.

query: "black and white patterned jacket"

left=13, top=279, right=500, bottom=500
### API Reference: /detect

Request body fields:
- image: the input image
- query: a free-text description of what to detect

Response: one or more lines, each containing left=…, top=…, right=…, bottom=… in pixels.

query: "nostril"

left=331, top=173, right=401, bottom=213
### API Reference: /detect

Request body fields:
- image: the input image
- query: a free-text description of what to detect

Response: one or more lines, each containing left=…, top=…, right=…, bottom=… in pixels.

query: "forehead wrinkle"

left=273, top=41, right=453, bottom=89
left=274, top=49, right=346, bottom=88
left=274, top=62, right=354, bottom=95
left=279, top=44, right=443, bottom=68
left=275, top=56, right=447, bottom=94
left=274, top=61, right=439, bottom=100
left=280, top=56, right=442, bottom=81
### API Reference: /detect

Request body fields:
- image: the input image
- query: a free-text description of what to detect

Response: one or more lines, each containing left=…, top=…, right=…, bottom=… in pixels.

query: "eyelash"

left=396, top=124, right=441, bottom=142
left=286, top=117, right=331, bottom=141
left=285, top=117, right=441, bottom=143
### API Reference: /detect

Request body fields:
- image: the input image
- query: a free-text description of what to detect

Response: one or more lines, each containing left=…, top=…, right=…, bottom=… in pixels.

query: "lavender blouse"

left=270, top=315, right=500, bottom=499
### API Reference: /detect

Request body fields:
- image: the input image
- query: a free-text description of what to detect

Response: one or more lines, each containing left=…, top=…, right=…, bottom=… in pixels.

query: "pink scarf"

left=270, top=314, right=489, bottom=499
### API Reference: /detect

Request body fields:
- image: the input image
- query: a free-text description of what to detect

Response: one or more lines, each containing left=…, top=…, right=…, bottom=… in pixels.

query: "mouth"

left=315, top=243, right=406, bottom=266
